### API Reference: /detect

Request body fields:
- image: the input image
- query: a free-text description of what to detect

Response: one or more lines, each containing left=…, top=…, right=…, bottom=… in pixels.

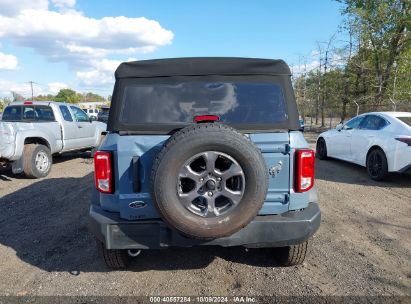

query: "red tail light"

left=295, top=149, right=315, bottom=192
left=193, top=115, right=220, bottom=123
left=94, top=151, right=113, bottom=193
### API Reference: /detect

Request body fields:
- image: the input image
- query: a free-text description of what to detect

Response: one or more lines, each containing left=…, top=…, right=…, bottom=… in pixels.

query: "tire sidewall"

left=152, top=125, right=268, bottom=239
left=30, top=145, right=52, bottom=178
left=316, top=138, right=327, bottom=159
left=366, top=149, right=388, bottom=181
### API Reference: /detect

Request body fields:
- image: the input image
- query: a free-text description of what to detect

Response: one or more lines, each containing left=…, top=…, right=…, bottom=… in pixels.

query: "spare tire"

left=151, top=123, right=269, bottom=239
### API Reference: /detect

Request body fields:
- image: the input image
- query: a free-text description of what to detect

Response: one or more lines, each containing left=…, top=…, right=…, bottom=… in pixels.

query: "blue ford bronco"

left=89, top=57, right=321, bottom=268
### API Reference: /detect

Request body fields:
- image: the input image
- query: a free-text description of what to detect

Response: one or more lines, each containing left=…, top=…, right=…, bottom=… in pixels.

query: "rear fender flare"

left=92, top=122, right=108, bottom=146
left=14, top=131, right=55, bottom=160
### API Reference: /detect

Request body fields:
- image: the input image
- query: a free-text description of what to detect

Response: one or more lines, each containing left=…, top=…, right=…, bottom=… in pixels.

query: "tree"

left=83, top=92, right=105, bottom=102
left=34, top=94, right=55, bottom=101
left=11, top=91, right=25, bottom=102
left=54, top=89, right=81, bottom=103
left=293, top=0, right=410, bottom=126
left=386, top=47, right=411, bottom=107
left=339, top=0, right=410, bottom=103
left=0, top=97, right=12, bottom=111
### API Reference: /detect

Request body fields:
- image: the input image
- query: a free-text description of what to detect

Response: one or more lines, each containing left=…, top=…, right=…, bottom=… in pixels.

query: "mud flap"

left=11, top=156, right=24, bottom=174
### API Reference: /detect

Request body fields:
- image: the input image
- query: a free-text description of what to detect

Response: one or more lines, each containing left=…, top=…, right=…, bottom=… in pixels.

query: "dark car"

left=89, top=58, right=320, bottom=269
left=97, top=106, right=110, bottom=123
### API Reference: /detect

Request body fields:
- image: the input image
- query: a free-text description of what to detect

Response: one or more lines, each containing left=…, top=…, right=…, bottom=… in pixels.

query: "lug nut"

left=216, top=177, right=221, bottom=181
left=208, top=191, right=213, bottom=196
left=199, top=178, right=204, bottom=182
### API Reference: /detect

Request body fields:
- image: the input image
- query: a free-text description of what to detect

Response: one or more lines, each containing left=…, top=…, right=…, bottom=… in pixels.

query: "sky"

left=0, top=0, right=347, bottom=99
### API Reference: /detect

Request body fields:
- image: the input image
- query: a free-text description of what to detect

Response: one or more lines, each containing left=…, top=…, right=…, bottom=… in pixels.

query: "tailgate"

left=0, top=122, right=16, bottom=159
left=249, top=132, right=290, bottom=215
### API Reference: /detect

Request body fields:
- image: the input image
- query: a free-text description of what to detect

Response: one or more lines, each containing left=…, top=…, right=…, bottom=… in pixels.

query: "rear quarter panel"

left=381, top=122, right=411, bottom=172
left=289, top=131, right=317, bottom=210
left=0, top=122, right=16, bottom=159
left=1, top=122, right=62, bottom=160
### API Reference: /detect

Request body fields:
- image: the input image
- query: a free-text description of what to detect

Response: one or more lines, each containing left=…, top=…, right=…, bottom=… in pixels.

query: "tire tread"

left=99, top=243, right=130, bottom=269
left=278, top=241, right=308, bottom=266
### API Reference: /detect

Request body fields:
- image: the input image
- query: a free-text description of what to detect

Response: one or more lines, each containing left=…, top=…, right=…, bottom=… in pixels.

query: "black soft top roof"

left=115, top=57, right=291, bottom=79
left=109, top=57, right=299, bottom=133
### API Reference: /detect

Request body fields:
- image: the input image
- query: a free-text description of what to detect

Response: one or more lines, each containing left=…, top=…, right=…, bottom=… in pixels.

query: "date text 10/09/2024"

left=149, top=296, right=257, bottom=303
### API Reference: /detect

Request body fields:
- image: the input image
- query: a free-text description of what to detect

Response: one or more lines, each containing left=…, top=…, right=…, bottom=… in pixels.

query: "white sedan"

left=316, top=112, right=411, bottom=180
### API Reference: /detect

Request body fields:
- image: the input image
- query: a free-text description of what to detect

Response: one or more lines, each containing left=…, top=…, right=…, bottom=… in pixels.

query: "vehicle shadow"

left=0, top=172, right=13, bottom=181
left=0, top=175, right=284, bottom=274
left=315, top=157, right=411, bottom=188
left=127, top=246, right=281, bottom=272
left=52, top=151, right=93, bottom=164
left=0, top=152, right=92, bottom=180
left=0, top=164, right=24, bottom=180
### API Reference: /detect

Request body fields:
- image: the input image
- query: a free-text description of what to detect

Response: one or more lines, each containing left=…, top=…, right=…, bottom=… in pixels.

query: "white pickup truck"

left=0, top=101, right=106, bottom=178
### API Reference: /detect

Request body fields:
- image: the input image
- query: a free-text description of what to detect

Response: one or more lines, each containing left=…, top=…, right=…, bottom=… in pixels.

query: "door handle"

left=78, top=125, right=83, bottom=128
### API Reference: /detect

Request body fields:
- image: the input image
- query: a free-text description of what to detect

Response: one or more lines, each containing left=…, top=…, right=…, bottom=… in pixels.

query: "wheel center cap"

left=206, top=180, right=216, bottom=190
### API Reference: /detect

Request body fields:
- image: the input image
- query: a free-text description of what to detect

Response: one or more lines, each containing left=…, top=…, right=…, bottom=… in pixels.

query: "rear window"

left=2, top=105, right=55, bottom=122
left=397, top=116, right=411, bottom=127
left=2, top=106, right=22, bottom=121
left=119, top=82, right=288, bottom=125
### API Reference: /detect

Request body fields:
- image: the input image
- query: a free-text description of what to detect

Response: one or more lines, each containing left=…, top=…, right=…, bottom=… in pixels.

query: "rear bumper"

left=89, top=202, right=321, bottom=249
left=396, top=163, right=411, bottom=173
left=389, top=146, right=411, bottom=172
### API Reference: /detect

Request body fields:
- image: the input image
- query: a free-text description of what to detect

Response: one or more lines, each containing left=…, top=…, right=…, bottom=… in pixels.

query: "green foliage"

left=340, top=0, right=410, bottom=102
left=54, top=88, right=82, bottom=103
left=0, top=97, right=12, bottom=111
left=31, top=89, right=107, bottom=104
left=2, top=88, right=107, bottom=105
left=295, top=0, right=410, bottom=125
left=34, top=94, right=55, bottom=101
left=83, top=92, right=106, bottom=102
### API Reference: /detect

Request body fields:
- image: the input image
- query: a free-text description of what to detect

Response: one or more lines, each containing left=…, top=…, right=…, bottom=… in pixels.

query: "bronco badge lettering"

left=269, top=161, right=283, bottom=177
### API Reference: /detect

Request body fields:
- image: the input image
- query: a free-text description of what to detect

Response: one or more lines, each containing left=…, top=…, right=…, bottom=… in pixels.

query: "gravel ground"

left=0, top=133, right=410, bottom=297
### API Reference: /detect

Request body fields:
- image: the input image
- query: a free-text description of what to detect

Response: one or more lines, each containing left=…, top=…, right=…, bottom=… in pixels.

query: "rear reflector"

left=295, top=149, right=315, bottom=192
left=193, top=115, right=220, bottom=123
left=395, top=137, right=411, bottom=146
left=94, top=151, right=113, bottom=193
